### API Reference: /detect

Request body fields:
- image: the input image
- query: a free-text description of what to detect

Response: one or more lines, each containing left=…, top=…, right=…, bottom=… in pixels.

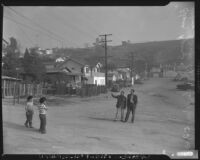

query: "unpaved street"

left=3, top=78, right=194, bottom=154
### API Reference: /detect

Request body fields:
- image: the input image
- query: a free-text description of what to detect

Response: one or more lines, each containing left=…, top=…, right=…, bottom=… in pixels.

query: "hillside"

left=50, top=38, right=194, bottom=68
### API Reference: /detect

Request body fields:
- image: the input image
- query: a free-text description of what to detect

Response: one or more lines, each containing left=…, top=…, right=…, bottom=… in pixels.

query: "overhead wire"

left=4, top=15, right=65, bottom=46
left=7, top=7, right=66, bottom=42
left=3, top=15, right=76, bottom=48
left=5, top=6, right=123, bottom=48
left=5, top=6, right=78, bottom=47
left=50, top=9, right=97, bottom=40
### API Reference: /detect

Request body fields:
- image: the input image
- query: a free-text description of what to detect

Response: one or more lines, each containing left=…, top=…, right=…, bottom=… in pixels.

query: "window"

left=86, top=67, right=90, bottom=73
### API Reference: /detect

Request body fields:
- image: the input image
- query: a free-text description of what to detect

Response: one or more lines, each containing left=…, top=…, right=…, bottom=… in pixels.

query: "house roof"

left=2, top=76, right=22, bottom=81
left=46, top=69, right=84, bottom=76
left=56, top=58, right=85, bottom=69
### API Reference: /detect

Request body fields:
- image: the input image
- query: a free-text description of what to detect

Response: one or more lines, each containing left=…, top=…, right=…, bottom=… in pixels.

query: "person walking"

left=124, top=89, right=138, bottom=123
left=112, top=90, right=126, bottom=121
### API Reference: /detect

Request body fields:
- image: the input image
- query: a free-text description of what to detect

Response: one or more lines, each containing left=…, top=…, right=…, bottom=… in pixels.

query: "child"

left=38, top=97, right=48, bottom=134
left=24, top=96, right=34, bottom=128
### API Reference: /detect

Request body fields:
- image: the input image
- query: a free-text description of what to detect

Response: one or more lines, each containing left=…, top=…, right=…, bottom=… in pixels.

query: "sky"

left=3, top=2, right=194, bottom=51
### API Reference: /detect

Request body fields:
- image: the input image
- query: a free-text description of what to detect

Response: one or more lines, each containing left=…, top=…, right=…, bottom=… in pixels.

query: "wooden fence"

left=2, top=78, right=43, bottom=98
left=18, top=83, right=43, bottom=97
left=79, top=84, right=107, bottom=97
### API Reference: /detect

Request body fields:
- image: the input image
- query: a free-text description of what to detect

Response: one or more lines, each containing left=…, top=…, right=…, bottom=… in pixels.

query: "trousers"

left=115, top=107, right=125, bottom=121
left=39, top=114, right=47, bottom=133
left=25, top=111, right=33, bottom=127
left=125, top=105, right=136, bottom=123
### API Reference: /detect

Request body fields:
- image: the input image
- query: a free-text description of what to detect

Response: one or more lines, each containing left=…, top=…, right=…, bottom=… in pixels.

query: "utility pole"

left=130, top=52, right=135, bottom=86
left=130, top=52, right=134, bottom=78
left=99, top=34, right=112, bottom=86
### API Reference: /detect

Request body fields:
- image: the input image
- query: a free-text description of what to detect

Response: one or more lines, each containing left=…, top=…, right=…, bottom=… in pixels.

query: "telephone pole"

left=130, top=52, right=134, bottom=79
left=99, top=34, right=112, bottom=86
left=127, top=52, right=135, bottom=86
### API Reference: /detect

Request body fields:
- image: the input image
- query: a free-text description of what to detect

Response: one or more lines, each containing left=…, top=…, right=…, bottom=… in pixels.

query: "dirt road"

left=3, top=78, right=194, bottom=154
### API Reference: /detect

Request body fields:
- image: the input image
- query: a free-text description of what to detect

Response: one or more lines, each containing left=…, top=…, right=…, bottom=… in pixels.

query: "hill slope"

left=51, top=38, right=194, bottom=67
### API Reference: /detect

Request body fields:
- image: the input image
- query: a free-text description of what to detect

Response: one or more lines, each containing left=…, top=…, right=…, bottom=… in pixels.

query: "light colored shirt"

left=25, top=102, right=34, bottom=112
left=38, top=104, right=47, bottom=115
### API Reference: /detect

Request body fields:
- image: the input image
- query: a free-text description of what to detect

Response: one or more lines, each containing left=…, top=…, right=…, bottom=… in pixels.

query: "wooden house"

left=1, top=76, right=22, bottom=98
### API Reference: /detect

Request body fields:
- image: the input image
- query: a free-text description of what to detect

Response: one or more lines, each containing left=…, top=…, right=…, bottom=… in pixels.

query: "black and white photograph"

left=2, top=2, right=196, bottom=157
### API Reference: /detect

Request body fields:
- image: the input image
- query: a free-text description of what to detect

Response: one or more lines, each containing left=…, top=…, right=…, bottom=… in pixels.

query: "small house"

left=2, top=76, right=22, bottom=98
left=83, top=62, right=105, bottom=86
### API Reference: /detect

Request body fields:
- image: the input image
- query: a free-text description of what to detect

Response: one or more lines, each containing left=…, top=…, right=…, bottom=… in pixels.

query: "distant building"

left=56, top=57, right=65, bottom=62
left=44, top=58, right=85, bottom=87
left=46, top=49, right=53, bottom=55
left=44, top=57, right=105, bottom=86
left=122, top=40, right=131, bottom=46
left=83, top=62, right=105, bottom=86
left=2, top=75, right=22, bottom=98
left=86, top=72, right=105, bottom=86
left=150, top=66, right=162, bottom=77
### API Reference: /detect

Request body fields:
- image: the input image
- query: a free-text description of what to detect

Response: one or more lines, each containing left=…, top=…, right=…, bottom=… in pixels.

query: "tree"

left=134, top=60, right=146, bottom=74
left=2, top=37, right=21, bottom=77
left=101, top=62, right=116, bottom=72
left=22, top=48, right=46, bottom=83
left=84, top=56, right=100, bottom=77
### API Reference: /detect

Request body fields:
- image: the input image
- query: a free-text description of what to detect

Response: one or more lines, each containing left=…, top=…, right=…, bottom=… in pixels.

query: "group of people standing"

left=24, top=96, right=48, bottom=134
left=112, top=89, right=138, bottom=123
left=23, top=89, right=136, bottom=134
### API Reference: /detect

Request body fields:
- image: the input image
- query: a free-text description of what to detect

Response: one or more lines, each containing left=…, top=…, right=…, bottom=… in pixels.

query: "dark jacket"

left=112, top=94, right=127, bottom=109
left=127, top=94, right=138, bottom=109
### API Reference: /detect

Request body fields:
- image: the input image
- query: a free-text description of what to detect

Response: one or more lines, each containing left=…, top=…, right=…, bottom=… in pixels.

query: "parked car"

left=111, top=84, right=120, bottom=92
left=173, top=72, right=190, bottom=81
left=176, top=82, right=194, bottom=90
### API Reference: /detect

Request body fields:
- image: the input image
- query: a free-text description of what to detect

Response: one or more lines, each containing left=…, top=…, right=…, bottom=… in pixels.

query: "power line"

left=50, top=10, right=97, bottom=40
left=6, top=7, right=68, bottom=44
left=17, top=24, right=35, bottom=47
left=4, top=15, right=65, bottom=47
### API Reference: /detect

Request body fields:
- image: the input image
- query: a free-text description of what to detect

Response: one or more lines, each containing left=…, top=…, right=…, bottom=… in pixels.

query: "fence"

left=2, top=78, right=43, bottom=98
left=79, top=84, right=107, bottom=97
left=18, top=83, right=43, bottom=97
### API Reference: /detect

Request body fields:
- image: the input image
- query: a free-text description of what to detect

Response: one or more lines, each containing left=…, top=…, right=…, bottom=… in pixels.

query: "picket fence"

left=2, top=79, right=43, bottom=98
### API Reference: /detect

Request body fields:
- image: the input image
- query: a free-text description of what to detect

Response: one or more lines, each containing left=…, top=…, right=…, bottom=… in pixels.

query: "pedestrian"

left=24, top=95, right=34, bottom=128
left=38, top=97, right=48, bottom=134
left=112, top=90, right=127, bottom=121
left=124, top=89, right=138, bottom=123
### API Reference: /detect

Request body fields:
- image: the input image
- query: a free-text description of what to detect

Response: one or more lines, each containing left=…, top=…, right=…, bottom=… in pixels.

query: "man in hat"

left=124, top=89, right=138, bottom=123
left=111, top=90, right=127, bottom=121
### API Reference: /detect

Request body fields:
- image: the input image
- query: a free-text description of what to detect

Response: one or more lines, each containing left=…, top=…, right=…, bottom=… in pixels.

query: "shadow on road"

left=88, top=116, right=115, bottom=122
left=3, top=121, right=39, bottom=133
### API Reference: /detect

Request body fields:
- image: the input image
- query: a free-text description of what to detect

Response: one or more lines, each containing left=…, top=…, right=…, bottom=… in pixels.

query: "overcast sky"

left=3, top=2, right=194, bottom=51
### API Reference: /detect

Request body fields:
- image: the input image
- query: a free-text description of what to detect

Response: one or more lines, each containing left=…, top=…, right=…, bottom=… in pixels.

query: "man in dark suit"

left=112, top=90, right=126, bottom=121
left=124, top=89, right=138, bottom=123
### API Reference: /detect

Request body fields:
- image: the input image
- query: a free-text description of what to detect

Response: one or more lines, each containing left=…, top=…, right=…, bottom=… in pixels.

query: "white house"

left=108, top=71, right=118, bottom=81
left=56, top=57, right=65, bottom=62
left=86, top=72, right=105, bottom=86
left=83, top=62, right=105, bottom=86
